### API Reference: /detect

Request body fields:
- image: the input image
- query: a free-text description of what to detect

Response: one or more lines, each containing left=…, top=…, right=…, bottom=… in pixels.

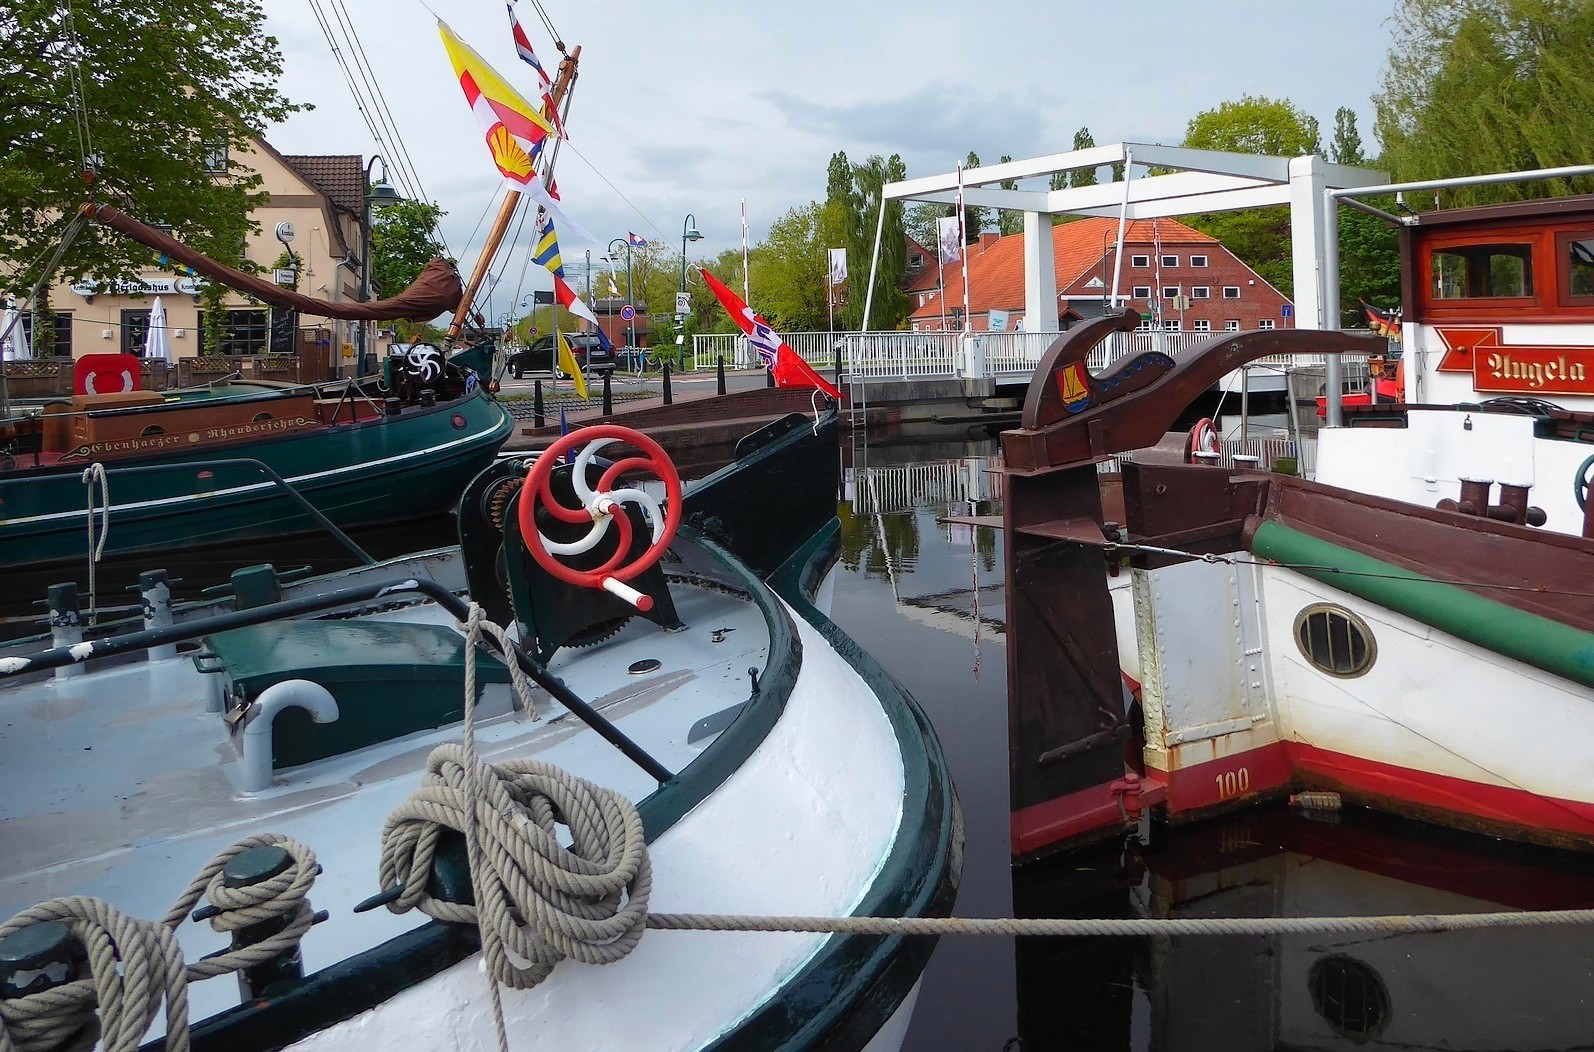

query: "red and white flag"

left=699, top=267, right=841, bottom=399
left=553, top=274, right=612, bottom=349
left=505, top=1, right=566, bottom=138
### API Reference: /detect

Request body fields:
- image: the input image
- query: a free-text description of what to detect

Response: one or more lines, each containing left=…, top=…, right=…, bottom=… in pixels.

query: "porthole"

left=252, top=412, right=273, bottom=423
left=1293, top=604, right=1376, bottom=678
left=1308, top=954, right=1390, bottom=1041
left=139, top=425, right=166, bottom=437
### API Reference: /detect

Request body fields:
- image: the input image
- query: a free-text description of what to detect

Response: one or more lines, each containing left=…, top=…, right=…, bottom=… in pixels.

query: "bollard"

left=0, top=921, right=79, bottom=1000
left=219, top=846, right=305, bottom=999
left=47, top=583, right=83, bottom=680
left=601, top=371, right=613, bottom=416
left=662, top=362, right=672, bottom=405
left=716, top=356, right=726, bottom=396
left=140, top=569, right=177, bottom=661
left=765, top=367, right=775, bottom=388
left=231, top=564, right=283, bottom=611
left=383, top=397, right=402, bottom=417
left=533, top=379, right=545, bottom=429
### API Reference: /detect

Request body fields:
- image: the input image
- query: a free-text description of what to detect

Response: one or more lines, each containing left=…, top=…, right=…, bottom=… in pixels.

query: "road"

left=495, top=366, right=774, bottom=398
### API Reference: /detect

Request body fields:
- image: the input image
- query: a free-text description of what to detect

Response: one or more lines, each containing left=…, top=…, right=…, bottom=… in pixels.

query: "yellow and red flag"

left=439, top=20, right=556, bottom=189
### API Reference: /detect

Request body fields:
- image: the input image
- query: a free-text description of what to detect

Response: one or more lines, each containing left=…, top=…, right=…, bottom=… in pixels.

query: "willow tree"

left=838, top=154, right=910, bottom=331
left=1376, top=0, right=1594, bottom=201
left=0, top=2, right=301, bottom=297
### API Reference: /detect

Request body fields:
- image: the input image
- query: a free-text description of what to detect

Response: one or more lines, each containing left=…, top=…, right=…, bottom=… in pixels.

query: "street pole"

left=680, top=214, right=702, bottom=359
left=610, top=237, right=632, bottom=357
left=359, top=155, right=403, bottom=378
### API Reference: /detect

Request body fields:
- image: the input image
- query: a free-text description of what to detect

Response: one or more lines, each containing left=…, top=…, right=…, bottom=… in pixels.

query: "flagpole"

left=957, top=162, right=971, bottom=334
left=741, top=198, right=751, bottom=303
left=447, top=45, right=581, bottom=344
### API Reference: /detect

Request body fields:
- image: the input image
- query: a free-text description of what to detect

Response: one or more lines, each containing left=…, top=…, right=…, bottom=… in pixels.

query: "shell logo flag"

left=439, top=20, right=556, bottom=189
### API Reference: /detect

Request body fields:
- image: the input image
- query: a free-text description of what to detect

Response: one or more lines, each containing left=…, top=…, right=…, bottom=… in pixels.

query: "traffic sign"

left=1281, top=304, right=1294, bottom=319
left=675, top=291, right=691, bottom=315
left=620, top=304, right=636, bottom=321
left=529, top=326, right=538, bottom=335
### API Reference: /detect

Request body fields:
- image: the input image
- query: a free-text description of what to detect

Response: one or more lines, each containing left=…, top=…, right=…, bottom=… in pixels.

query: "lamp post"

left=607, top=237, right=634, bottom=360
left=358, top=155, right=404, bottom=378
left=679, top=214, right=703, bottom=357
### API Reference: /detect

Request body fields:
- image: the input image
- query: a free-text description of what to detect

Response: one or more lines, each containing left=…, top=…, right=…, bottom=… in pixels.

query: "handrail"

left=0, top=575, right=675, bottom=785
left=0, top=456, right=378, bottom=566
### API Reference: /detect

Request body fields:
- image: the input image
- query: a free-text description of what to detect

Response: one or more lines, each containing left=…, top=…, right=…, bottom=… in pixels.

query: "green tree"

left=1375, top=0, right=1594, bottom=201
left=996, top=155, right=1022, bottom=236
left=746, top=203, right=829, bottom=331
left=1070, top=128, right=1099, bottom=188
left=840, top=154, right=911, bottom=330
left=1181, top=95, right=1323, bottom=297
left=1329, top=107, right=1366, bottom=166
left=961, top=151, right=986, bottom=241
left=370, top=200, right=446, bottom=300
left=904, top=203, right=946, bottom=251
left=0, top=2, right=302, bottom=295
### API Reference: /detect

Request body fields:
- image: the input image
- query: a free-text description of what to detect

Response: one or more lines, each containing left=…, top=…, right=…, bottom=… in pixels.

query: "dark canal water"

left=21, top=428, right=1594, bottom=1049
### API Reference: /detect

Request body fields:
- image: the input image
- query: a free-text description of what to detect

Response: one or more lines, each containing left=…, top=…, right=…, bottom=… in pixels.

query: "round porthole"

left=1293, top=604, right=1376, bottom=678
left=1308, top=954, right=1390, bottom=1041
left=252, top=412, right=273, bottom=423
left=139, top=425, right=166, bottom=437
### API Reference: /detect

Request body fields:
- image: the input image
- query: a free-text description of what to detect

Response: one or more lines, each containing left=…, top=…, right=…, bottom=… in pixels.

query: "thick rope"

left=643, top=908, right=1594, bottom=938
left=80, top=463, right=109, bottom=626
left=0, top=835, right=316, bottom=1052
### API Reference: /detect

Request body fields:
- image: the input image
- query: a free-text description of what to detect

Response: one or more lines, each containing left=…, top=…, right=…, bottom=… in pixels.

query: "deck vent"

left=1308, top=954, right=1390, bottom=1040
left=1293, top=604, right=1376, bottom=678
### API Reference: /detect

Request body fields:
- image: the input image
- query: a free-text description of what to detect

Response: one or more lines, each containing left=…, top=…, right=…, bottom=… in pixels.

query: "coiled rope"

left=80, top=463, right=109, bottom=626
left=0, top=835, right=317, bottom=1052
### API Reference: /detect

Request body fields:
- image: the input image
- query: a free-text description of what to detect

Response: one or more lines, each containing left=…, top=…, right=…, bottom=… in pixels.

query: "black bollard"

left=218, top=846, right=304, bottom=999
left=533, top=380, right=545, bottom=429
left=716, top=355, right=726, bottom=396
left=601, top=370, right=613, bottom=416
left=0, top=921, right=78, bottom=1001
left=765, top=366, right=775, bottom=388
left=662, top=362, right=673, bottom=405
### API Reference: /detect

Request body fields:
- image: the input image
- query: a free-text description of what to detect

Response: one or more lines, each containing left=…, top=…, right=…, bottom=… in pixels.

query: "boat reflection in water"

left=1014, top=805, right=1594, bottom=1051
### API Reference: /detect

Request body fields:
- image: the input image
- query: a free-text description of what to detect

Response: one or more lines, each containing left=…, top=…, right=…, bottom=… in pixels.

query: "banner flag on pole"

left=828, top=248, right=848, bottom=287
left=628, top=232, right=648, bottom=248
left=558, top=332, right=589, bottom=399
left=439, top=20, right=556, bottom=189
left=699, top=267, right=841, bottom=399
left=606, top=263, right=621, bottom=299
left=937, top=215, right=962, bottom=264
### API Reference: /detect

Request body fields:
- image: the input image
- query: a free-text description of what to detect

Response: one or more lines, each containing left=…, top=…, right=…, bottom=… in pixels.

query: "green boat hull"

left=1, top=387, right=513, bottom=573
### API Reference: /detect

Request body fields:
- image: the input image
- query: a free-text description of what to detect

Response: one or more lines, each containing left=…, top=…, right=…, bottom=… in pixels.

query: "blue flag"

left=559, top=406, right=575, bottom=464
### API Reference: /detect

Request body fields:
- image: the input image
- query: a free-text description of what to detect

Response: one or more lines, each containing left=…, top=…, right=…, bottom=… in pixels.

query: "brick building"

left=906, top=217, right=1291, bottom=335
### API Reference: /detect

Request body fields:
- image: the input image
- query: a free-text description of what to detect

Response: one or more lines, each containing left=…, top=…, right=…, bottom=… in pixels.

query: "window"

left=1162, top=286, right=1180, bottom=300
left=1130, top=254, right=1149, bottom=267
left=1429, top=243, right=1533, bottom=299
left=1191, top=286, right=1211, bottom=300
left=1162, top=319, right=1181, bottom=332
left=909, top=253, right=925, bottom=271
left=1559, top=232, right=1594, bottom=302
left=121, top=309, right=152, bottom=357
left=1190, top=254, right=1209, bottom=268
left=1224, top=320, right=1240, bottom=332
left=1132, top=285, right=1151, bottom=299
left=202, top=141, right=229, bottom=173
left=1193, top=319, right=1211, bottom=333
left=1259, top=318, right=1276, bottom=330
left=1295, top=605, right=1376, bottom=677
left=1222, top=286, right=1241, bottom=299
left=19, top=311, right=72, bottom=357
left=1161, top=255, right=1178, bottom=268
left=1135, top=319, right=1154, bottom=332
left=199, top=309, right=269, bottom=355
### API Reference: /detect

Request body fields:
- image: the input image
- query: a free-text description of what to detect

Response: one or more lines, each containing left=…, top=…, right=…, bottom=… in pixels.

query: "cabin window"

left=1559, top=232, right=1594, bottom=302
left=1294, top=605, right=1376, bottom=677
left=1429, top=243, right=1533, bottom=299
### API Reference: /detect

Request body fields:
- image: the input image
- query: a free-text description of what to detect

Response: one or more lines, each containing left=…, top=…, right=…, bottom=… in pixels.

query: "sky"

left=263, top=0, right=1397, bottom=305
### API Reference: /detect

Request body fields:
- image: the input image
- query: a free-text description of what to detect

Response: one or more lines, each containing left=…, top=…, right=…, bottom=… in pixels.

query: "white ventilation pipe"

left=240, top=680, right=340, bottom=793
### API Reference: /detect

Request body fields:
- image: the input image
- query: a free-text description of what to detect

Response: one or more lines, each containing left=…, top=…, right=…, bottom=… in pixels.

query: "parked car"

left=506, top=332, right=616, bottom=379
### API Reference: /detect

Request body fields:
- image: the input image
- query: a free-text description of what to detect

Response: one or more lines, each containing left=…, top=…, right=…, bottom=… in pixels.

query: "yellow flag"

left=438, top=21, right=555, bottom=187
left=559, top=333, right=589, bottom=400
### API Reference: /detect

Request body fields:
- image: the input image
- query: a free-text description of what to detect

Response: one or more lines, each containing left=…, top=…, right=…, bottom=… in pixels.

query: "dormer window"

left=202, top=141, right=229, bottom=173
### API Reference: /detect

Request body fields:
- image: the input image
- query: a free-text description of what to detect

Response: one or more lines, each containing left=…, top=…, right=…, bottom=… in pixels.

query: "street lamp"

left=358, top=155, right=404, bottom=378
left=607, top=237, right=634, bottom=358
left=679, top=213, right=703, bottom=305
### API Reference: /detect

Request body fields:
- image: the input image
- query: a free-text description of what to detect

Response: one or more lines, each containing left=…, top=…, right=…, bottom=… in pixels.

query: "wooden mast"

left=447, top=44, right=581, bottom=344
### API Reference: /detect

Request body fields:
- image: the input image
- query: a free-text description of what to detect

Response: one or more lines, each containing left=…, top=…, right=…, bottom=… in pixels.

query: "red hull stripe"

left=1011, top=777, right=1168, bottom=857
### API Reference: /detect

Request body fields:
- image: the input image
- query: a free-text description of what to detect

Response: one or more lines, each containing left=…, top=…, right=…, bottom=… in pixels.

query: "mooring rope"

left=80, top=463, right=109, bottom=626
left=0, top=834, right=317, bottom=1052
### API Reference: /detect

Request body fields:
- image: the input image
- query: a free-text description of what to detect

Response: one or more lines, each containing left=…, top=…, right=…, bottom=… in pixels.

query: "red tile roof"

left=282, top=155, right=365, bottom=218
left=908, top=217, right=1219, bottom=321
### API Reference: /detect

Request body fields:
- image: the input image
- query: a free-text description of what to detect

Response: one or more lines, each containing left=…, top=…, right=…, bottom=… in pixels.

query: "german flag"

left=1361, top=300, right=1401, bottom=341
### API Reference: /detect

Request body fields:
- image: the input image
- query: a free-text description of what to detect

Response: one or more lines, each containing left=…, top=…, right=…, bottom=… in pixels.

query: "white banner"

left=828, top=247, right=848, bottom=286
left=988, top=309, right=1010, bottom=332
left=937, top=216, right=962, bottom=263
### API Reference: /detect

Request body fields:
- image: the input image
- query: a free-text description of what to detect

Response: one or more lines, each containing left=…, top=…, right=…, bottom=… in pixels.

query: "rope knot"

left=379, top=744, right=652, bottom=989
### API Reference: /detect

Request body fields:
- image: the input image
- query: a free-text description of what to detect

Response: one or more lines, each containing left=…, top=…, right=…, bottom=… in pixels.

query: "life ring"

left=1186, top=418, right=1221, bottom=463
left=518, top=425, right=683, bottom=609
left=74, top=353, right=142, bottom=396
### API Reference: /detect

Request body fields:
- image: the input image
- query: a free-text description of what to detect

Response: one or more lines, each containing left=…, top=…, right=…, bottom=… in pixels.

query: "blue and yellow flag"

left=532, top=210, right=564, bottom=278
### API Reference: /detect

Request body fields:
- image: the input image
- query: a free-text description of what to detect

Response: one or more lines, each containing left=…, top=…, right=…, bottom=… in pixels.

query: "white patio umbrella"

left=1, top=307, right=32, bottom=362
left=143, top=296, right=172, bottom=363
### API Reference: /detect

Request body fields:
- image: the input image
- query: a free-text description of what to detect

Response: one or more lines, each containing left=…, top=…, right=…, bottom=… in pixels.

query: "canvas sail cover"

left=83, top=203, right=462, bottom=321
